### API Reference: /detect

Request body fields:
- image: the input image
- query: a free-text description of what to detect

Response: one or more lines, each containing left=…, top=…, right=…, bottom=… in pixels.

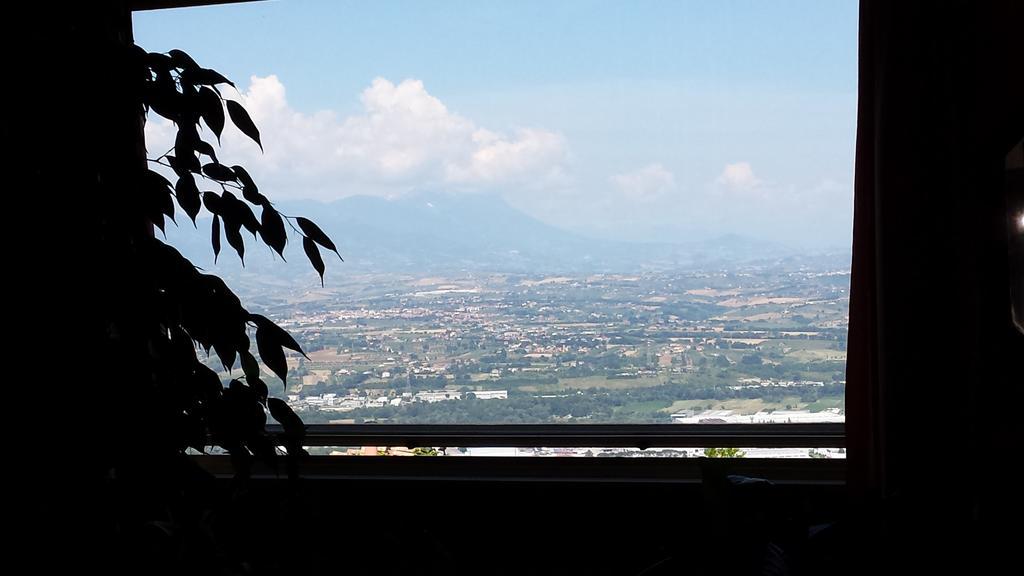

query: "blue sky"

left=135, top=0, right=858, bottom=250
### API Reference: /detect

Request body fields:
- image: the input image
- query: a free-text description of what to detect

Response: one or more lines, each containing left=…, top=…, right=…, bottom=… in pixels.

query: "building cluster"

left=728, top=378, right=829, bottom=390
left=288, top=389, right=509, bottom=412
left=670, top=408, right=844, bottom=424
left=257, top=269, right=850, bottom=423
left=320, top=446, right=846, bottom=459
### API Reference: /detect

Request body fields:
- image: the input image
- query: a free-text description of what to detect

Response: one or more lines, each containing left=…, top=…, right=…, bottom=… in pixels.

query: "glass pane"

left=135, top=0, right=856, bottom=425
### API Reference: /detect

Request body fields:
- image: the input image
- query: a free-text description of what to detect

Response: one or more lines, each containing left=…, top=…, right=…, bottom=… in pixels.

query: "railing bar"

left=264, top=424, right=846, bottom=448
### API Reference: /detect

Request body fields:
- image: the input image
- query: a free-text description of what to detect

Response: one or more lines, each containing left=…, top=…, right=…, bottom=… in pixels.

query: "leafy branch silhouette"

left=127, top=44, right=340, bottom=477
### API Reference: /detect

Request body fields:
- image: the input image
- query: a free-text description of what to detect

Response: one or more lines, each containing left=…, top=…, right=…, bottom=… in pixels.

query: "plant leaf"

left=193, top=362, right=224, bottom=402
left=146, top=68, right=182, bottom=122
left=175, top=174, right=201, bottom=225
left=168, top=49, right=199, bottom=71
left=211, top=213, right=221, bottom=263
left=259, top=207, right=287, bottom=259
left=225, top=379, right=265, bottom=434
left=249, top=314, right=308, bottom=359
left=296, top=217, right=342, bottom=259
left=144, top=168, right=174, bottom=192
left=194, top=67, right=235, bottom=88
left=168, top=151, right=201, bottom=175
left=174, top=126, right=197, bottom=166
left=231, top=165, right=268, bottom=206
left=249, top=377, right=269, bottom=404
left=231, top=165, right=257, bottom=194
left=201, top=162, right=236, bottom=182
left=303, top=236, right=325, bottom=287
left=224, top=215, right=245, bottom=265
left=222, top=191, right=260, bottom=237
left=195, top=140, right=218, bottom=163
left=178, top=83, right=202, bottom=127
left=268, top=398, right=305, bottom=438
left=213, top=340, right=236, bottom=372
left=197, top=87, right=225, bottom=142
left=226, top=100, right=262, bottom=151
left=159, top=192, right=176, bottom=221
left=256, top=325, right=288, bottom=383
left=246, top=431, right=277, bottom=467
left=144, top=169, right=175, bottom=226
left=165, top=155, right=189, bottom=178
left=239, top=348, right=261, bottom=383
left=202, top=191, right=223, bottom=215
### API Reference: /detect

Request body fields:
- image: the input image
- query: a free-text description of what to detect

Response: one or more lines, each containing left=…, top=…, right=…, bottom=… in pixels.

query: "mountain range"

left=164, top=192, right=846, bottom=283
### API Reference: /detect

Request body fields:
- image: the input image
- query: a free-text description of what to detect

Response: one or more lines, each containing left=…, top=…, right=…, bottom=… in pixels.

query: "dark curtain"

left=847, top=0, right=1023, bottom=570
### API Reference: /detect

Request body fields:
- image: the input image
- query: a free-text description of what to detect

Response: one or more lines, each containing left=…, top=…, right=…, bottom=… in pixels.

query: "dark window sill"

left=197, top=452, right=845, bottom=486
left=279, top=423, right=845, bottom=449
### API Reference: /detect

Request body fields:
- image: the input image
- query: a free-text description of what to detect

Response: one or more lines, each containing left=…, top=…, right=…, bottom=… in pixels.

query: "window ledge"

left=279, top=423, right=845, bottom=449
left=195, top=453, right=845, bottom=484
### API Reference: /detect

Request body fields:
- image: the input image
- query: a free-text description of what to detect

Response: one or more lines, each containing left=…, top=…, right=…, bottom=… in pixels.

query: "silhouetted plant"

left=703, top=447, right=747, bottom=458
left=124, top=43, right=340, bottom=477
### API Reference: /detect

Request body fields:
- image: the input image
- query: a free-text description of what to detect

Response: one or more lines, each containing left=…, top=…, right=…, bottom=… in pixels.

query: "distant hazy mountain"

left=164, top=192, right=841, bottom=282
left=278, top=192, right=616, bottom=271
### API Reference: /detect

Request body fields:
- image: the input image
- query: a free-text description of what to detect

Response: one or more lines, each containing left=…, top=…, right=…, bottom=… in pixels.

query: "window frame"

left=132, top=0, right=850, bottom=473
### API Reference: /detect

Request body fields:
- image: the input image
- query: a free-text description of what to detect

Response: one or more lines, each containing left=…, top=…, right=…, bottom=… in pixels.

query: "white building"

left=414, top=390, right=462, bottom=403
left=471, top=390, right=508, bottom=400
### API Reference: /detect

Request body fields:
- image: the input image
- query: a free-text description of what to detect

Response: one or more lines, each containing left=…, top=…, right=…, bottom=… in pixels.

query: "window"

left=134, top=0, right=855, bottom=458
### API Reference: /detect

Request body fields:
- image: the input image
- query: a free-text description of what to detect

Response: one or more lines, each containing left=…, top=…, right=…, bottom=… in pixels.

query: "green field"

left=785, top=349, right=847, bottom=362
left=803, top=396, right=846, bottom=412
left=614, top=400, right=673, bottom=416
left=520, top=374, right=669, bottom=392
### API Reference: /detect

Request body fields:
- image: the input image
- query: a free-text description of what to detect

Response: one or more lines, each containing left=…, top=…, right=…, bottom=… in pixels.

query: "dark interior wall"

left=192, top=475, right=846, bottom=576
left=17, top=1, right=1021, bottom=574
left=20, top=0, right=146, bottom=469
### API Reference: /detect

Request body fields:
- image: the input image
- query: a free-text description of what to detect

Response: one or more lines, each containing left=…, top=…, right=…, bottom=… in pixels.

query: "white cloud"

left=716, top=161, right=761, bottom=191
left=446, top=127, right=568, bottom=186
left=610, top=163, right=676, bottom=201
left=144, top=75, right=569, bottom=201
